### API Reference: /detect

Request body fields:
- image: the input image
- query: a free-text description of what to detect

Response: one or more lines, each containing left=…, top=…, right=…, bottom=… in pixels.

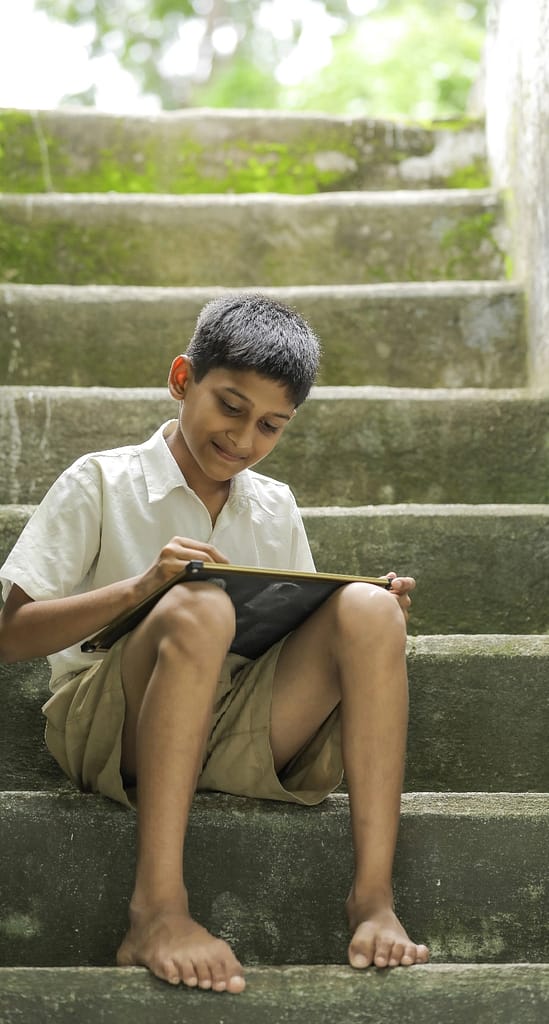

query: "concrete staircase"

left=1, top=108, right=548, bottom=1021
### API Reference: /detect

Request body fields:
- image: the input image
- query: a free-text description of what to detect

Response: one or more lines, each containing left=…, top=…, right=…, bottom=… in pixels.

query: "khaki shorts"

left=42, top=634, right=343, bottom=810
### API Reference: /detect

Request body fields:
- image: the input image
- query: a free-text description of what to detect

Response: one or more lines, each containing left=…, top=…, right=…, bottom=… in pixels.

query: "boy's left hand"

left=385, top=572, right=415, bottom=620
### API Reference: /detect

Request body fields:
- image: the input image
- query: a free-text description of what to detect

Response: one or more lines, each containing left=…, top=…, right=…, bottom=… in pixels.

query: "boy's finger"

left=390, top=576, right=416, bottom=593
left=172, top=537, right=230, bottom=563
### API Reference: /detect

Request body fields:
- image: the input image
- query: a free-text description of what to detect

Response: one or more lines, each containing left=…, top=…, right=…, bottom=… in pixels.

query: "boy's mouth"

left=211, top=440, right=246, bottom=463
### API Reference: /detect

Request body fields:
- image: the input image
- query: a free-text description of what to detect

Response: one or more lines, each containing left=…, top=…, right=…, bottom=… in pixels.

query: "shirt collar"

left=138, top=420, right=255, bottom=508
left=138, top=420, right=191, bottom=503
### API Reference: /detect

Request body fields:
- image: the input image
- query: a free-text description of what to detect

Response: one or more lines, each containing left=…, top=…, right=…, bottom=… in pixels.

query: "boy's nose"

left=226, top=427, right=253, bottom=450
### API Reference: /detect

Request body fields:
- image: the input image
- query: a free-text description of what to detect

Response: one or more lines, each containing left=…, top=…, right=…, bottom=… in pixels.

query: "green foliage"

left=445, top=161, right=490, bottom=189
left=36, top=0, right=487, bottom=119
left=277, top=3, right=485, bottom=119
left=197, top=58, right=281, bottom=111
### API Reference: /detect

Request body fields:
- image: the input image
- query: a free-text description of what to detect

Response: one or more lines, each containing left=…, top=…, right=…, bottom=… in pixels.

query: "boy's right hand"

left=0, top=538, right=230, bottom=664
left=139, top=537, right=230, bottom=597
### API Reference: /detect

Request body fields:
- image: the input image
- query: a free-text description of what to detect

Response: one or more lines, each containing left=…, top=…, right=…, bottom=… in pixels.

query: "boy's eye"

left=261, top=421, right=279, bottom=435
left=220, top=398, right=240, bottom=415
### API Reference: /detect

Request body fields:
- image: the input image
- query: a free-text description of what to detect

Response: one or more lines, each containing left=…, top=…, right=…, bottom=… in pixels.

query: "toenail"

left=350, top=954, right=368, bottom=968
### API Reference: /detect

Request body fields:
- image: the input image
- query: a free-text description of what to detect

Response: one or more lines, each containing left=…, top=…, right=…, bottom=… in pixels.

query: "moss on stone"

left=445, top=161, right=490, bottom=189
left=189, top=137, right=356, bottom=194
left=0, top=112, right=354, bottom=195
left=504, top=253, right=516, bottom=279
left=0, top=111, right=58, bottom=192
left=61, top=149, right=158, bottom=194
left=1, top=110, right=491, bottom=195
left=420, top=116, right=484, bottom=133
left=0, top=218, right=136, bottom=286
left=168, top=144, right=344, bottom=195
left=440, top=211, right=504, bottom=278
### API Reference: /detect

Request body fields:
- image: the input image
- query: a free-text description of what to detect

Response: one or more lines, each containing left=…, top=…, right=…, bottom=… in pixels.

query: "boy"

left=0, top=293, right=428, bottom=994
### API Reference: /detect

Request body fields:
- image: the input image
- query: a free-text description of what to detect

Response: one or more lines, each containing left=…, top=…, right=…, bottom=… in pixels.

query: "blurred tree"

left=277, top=2, right=486, bottom=119
left=36, top=0, right=487, bottom=118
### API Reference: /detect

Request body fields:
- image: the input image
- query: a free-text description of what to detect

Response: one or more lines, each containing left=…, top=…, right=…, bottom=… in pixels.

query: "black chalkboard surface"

left=82, top=561, right=391, bottom=660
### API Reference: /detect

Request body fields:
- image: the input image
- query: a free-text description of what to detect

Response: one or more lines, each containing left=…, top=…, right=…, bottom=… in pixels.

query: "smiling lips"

left=211, top=440, right=247, bottom=463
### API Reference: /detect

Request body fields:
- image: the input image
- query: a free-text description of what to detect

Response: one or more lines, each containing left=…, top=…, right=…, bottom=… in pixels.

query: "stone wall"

left=485, top=0, right=549, bottom=385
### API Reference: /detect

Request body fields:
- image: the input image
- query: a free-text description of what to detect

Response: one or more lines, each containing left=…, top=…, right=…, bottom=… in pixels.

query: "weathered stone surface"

left=0, top=191, right=506, bottom=286
left=0, top=791, right=548, bottom=966
left=2, top=636, right=548, bottom=793
left=1, top=964, right=549, bottom=1024
left=0, top=504, right=32, bottom=563
left=0, top=108, right=488, bottom=194
left=406, top=635, right=549, bottom=790
left=303, top=504, right=549, bottom=633
left=1, top=503, right=548, bottom=634
left=0, top=282, right=527, bottom=389
left=0, top=656, right=68, bottom=792
left=1, top=386, right=547, bottom=505
left=486, top=0, right=549, bottom=386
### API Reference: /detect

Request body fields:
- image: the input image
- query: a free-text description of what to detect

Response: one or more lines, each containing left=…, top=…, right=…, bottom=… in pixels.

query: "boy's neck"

left=197, top=479, right=231, bottom=527
left=166, top=426, right=232, bottom=526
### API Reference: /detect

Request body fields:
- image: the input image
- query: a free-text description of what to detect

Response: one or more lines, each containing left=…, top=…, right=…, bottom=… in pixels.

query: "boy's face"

left=168, top=357, right=296, bottom=484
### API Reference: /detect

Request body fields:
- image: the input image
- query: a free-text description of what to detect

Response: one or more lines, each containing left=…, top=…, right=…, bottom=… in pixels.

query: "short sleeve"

left=0, top=459, right=103, bottom=603
left=288, top=502, right=316, bottom=572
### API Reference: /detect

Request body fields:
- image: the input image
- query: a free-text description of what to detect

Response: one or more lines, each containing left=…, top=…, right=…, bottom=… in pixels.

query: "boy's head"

left=184, top=293, right=320, bottom=407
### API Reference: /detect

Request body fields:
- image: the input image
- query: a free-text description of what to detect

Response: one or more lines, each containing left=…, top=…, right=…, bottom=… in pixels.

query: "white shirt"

left=0, top=421, right=315, bottom=690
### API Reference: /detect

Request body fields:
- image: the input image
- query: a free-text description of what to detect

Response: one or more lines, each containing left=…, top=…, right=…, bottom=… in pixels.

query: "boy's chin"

left=209, top=445, right=254, bottom=477
left=206, top=460, right=247, bottom=483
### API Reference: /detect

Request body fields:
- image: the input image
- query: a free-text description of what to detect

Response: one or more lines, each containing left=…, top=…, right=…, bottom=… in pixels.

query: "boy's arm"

left=0, top=536, right=229, bottom=664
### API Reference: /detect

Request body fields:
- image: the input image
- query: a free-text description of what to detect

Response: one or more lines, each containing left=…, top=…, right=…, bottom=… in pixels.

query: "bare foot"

left=116, top=904, right=246, bottom=993
left=346, top=895, right=429, bottom=969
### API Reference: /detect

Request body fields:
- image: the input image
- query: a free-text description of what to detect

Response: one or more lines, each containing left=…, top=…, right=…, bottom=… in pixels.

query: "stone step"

left=0, top=108, right=488, bottom=195
left=2, top=636, right=547, bottom=794
left=1, top=964, right=548, bottom=1024
left=0, top=387, right=547, bottom=506
left=1, top=791, right=548, bottom=966
left=2, top=504, right=548, bottom=634
left=0, top=191, right=505, bottom=287
left=0, top=282, right=527, bottom=389
left=303, top=504, right=549, bottom=634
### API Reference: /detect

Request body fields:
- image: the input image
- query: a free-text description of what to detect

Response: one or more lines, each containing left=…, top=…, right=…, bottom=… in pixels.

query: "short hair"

left=185, top=293, right=321, bottom=407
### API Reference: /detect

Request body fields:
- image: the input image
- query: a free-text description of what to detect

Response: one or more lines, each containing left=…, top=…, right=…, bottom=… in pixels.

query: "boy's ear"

left=168, top=355, right=193, bottom=400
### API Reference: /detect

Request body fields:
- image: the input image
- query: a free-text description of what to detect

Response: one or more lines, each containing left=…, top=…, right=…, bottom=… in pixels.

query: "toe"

left=416, top=943, right=430, bottom=964
left=373, top=937, right=393, bottom=968
left=348, top=928, right=375, bottom=968
left=388, top=941, right=406, bottom=967
left=194, top=958, right=214, bottom=990
left=210, top=957, right=229, bottom=993
left=400, top=942, right=418, bottom=966
left=155, top=957, right=182, bottom=986
left=227, top=973, right=246, bottom=994
left=179, top=959, right=199, bottom=988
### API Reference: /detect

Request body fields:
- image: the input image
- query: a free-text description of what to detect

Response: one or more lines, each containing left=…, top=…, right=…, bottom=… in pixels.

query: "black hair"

left=185, top=293, right=321, bottom=407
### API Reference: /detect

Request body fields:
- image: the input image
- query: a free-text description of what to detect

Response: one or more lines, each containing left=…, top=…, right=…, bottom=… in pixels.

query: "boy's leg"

left=270, top=581, right=429, bottom=969
left=114, top=582, right=246, bottom=994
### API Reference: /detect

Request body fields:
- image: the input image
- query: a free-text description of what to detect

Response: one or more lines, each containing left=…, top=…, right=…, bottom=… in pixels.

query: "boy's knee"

left=148, top=582, right=236, bottom=652
left=333, top=582, right=406, bottom=644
